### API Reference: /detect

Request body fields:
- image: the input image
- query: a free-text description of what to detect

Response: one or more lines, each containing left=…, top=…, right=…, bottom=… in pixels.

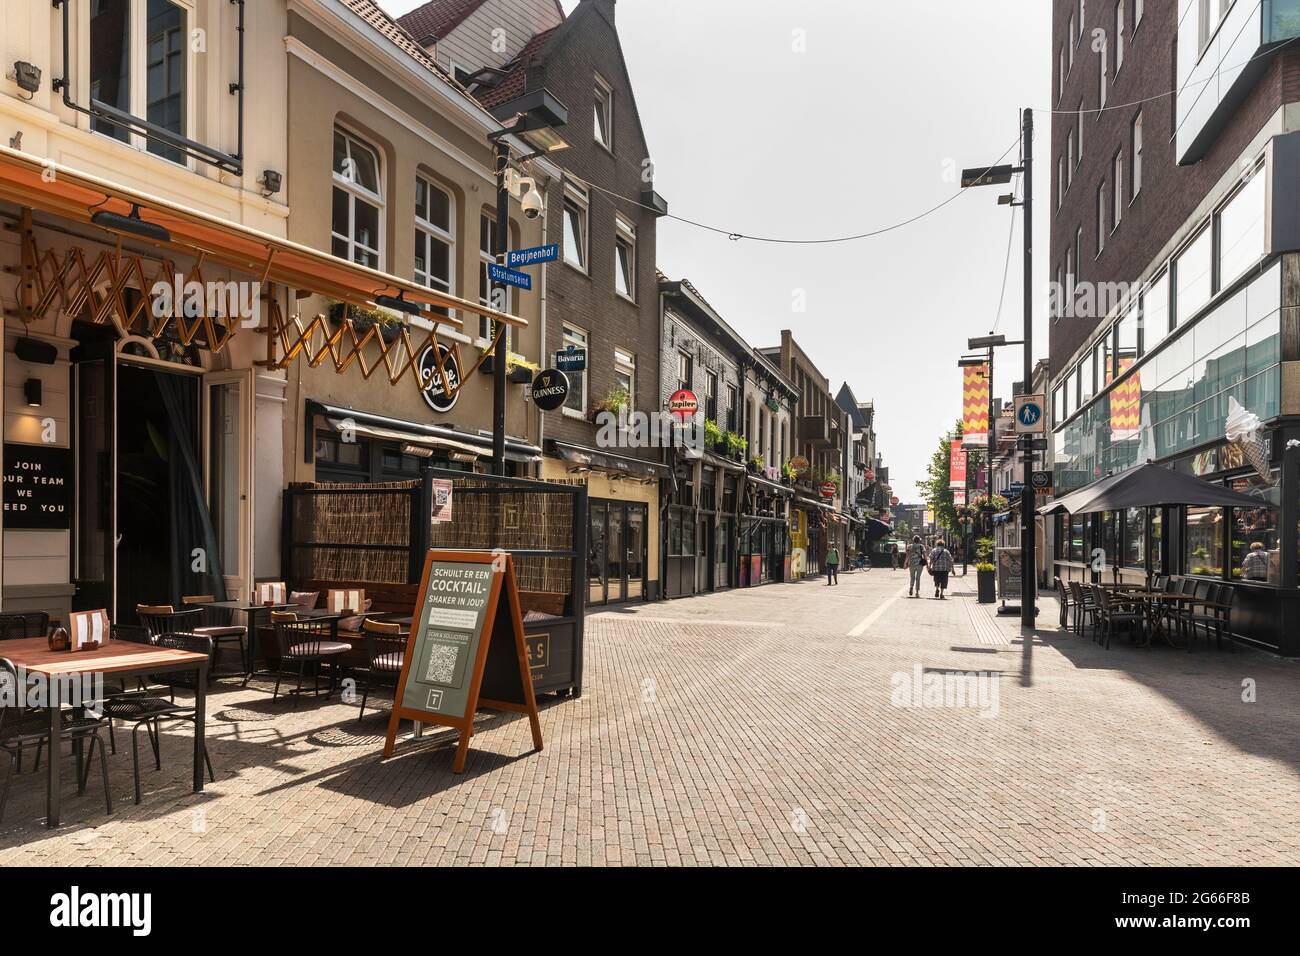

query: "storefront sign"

left=863, top=468, right=876, bottom=482
left=431, top=479, right=454, bottom=523
left=418, top=344, right=461, bottom=413
left=3, top=443, right=72, bottom=529
left=1030, top=471, right=1053, bottom=496
left=554, top=347, right=587, bottom=372
left=383, top=550, right=542, bottom=773
left=890, top=496, right=900, bottom=507
left=531, top=368, right=570, bottom=411
left=668, top=389, right=698, bottom=420
left=765, top=395, right=781, bottom=413
left=818, top=481, right=838, bottom=498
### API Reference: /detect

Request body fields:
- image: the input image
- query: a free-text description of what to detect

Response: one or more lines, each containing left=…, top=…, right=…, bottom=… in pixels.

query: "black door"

left=72, top=345, right=115, bottom=613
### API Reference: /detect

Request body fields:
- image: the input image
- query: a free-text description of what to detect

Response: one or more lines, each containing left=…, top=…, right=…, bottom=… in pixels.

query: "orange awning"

left=0, top=144, right=525, bottom=330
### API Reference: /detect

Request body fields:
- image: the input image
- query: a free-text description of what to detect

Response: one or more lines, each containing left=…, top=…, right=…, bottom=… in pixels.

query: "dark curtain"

left=157, top=373, right=228, bottom=604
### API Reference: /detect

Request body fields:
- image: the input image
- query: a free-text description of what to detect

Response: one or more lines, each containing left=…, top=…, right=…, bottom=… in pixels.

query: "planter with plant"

left=724, top=430, right=747, bottom=461
left=747, top=454, right=765, bottom=474
left=704, top=419, right=727, bottom=454
left=590, top=386, right=631, bottom=423
left=974, top=536, right=997, bottom=602
left=780, top=459, right=796, bottom=485
left=327, top=300, right=406, bottom=343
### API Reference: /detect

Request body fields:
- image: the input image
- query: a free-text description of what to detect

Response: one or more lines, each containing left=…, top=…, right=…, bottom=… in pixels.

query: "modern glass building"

left=1050, top=137, right=1299, bottom=653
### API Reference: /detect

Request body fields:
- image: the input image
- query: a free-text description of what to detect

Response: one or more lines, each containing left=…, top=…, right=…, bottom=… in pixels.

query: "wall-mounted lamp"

left=23, top=377, right=42, bottom=407
left=7, top=61, right=41, bottom=95
left=259, top=169, right=283, bottom=197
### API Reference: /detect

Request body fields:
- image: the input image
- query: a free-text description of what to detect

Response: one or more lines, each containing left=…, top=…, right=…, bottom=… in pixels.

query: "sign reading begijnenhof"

left=382, top=550, right=543, bottom=772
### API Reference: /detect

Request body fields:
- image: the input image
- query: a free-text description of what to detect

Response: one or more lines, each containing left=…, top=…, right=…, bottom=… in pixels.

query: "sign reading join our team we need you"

left=382, top=550, right=543, bottom=773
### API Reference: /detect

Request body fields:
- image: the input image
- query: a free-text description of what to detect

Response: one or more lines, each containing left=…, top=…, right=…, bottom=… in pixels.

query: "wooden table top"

left=0, top=637, right=208, bottom=677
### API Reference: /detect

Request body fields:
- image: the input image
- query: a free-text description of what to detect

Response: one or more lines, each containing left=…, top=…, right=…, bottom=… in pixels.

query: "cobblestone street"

left=3, top=569, right=1298, bottom=866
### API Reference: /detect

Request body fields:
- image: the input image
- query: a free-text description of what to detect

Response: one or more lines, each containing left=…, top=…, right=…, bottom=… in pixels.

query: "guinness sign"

left=531, top=368, right=570, bottom=412
left=418, top=344, right=461, bottom=414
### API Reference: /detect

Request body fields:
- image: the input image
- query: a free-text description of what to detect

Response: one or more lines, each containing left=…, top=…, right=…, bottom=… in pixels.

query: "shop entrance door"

left=589, top=500, right=649, bottom=606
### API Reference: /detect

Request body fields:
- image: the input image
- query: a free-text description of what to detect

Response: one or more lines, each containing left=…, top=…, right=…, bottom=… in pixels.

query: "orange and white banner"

left=1109, top=357, right=1140, bottom=442
left=949, top=438, right=966, bottom=489
left=962, top=363, right=990, bottom=447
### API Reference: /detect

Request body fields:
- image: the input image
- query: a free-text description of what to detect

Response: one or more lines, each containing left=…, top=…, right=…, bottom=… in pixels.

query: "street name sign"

left=1014, top=394, right=1046, bottom=434
left=382, top=550, right=543, bottom=773
left=507, top=243, right=559, bottom=268
left=488, top=263, right=533, bottom=291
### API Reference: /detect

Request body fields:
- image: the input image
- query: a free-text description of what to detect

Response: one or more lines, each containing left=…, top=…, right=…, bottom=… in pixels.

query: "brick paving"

left=2, top=567, right=1298, bottom=865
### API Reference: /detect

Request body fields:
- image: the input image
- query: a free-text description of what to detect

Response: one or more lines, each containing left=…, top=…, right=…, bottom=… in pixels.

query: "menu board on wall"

left=382, top=550, right=543, bottom=773
left=3, top=444, right=72, bottom=530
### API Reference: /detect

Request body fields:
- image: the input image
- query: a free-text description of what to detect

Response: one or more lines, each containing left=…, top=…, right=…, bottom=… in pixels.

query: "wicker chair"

left=273, top=619, right=349, bottom=707
left=99, top=633, right=216, bottom=805
left=358, top=619, right=408, bottom=720
left=0, top=612, right=50, bottom=641
left=2, top=658, right=113, bottom=822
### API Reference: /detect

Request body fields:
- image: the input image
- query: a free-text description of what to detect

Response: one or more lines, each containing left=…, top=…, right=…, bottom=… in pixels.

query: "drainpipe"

left=536, top=177, right=551, bottom=479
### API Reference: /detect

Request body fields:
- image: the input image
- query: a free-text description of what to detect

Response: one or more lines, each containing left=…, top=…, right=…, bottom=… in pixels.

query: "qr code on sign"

left=424, top=644, right=460, bottom=685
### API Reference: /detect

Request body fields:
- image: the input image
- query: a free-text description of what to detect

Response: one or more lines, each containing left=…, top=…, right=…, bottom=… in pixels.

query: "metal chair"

left=136, top=605, right=202, bottom=639
left=99, top=633, right=216, bottom=805
left=1, top=658, right=113, bottom=823
left=181, top=595, right=247, bottom=679
left=1055, top=578, right=1073, bottom=629
left=0, top=612, right=50, bottom=641
left=358, top=619, right=407, bottom=720
left=1185, top=584, right=1235, bottom=651
left=1091, top=585, right=1145, bottom=650
left=1067, top=581, right=1097, bottom=637
left=273, top=619, right=349, bottom=707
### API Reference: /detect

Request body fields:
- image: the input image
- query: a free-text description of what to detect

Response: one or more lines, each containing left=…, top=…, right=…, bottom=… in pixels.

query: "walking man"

left=826, top=544, right=840, bottom=586
left=927, top=538, right=953, bottom=599
left=905, top=535, right=927, bottom=597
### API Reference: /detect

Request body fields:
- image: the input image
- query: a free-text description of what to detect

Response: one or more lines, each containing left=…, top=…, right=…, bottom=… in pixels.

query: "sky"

left=381, top=0, right=1052, bottom=502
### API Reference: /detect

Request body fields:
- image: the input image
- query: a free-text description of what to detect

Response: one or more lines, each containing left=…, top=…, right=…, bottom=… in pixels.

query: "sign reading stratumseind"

left=418, top=344, right=461, bottom=413
left=383, top=550, right=543, bottom=773
left=531, top=368, right=570, bottom=412
left=3, top=443, right=72, bottom=530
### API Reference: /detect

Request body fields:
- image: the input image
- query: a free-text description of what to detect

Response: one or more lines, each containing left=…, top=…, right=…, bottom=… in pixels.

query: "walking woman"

left=905, top=535, right=927, bottom=597
left=927, top=539, right=954, bottom=599
left=826, top=544, right=840, bottom=585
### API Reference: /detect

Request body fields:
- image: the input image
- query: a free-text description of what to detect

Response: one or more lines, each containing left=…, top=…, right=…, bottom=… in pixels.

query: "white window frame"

left=614, top=215, right=636, bottom=302
left=1096, top=180, right=1106, bottom=256
left=89, top=0, right=198, bottom=167
left=414, top=173, right=455, bottom=314
left=1115, top=0, right=1125, bottom=73
left=562, top=324, right=588, bottom=419
left=332, top=125, right=385, bottom=270
left=1112, top=150, right=1124, bottom=230
left=594, top=73, right=614, bottom=151
left=562, top=182, right=589, bottom=274
left=1098, top=40, right=1108, bottom=112
left=614, top=348, right=636, bottom=411
left=1132, top=112, right=1143, bottom=198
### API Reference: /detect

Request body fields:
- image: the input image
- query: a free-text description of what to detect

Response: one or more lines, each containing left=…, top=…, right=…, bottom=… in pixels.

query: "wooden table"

left=1115, top=592, right=1209, bottom=648
left=2, top=637, right=208, bottom=828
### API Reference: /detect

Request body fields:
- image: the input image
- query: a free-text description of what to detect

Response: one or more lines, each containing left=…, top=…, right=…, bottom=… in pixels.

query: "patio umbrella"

left=1037, top=462, right=1264, bottom=515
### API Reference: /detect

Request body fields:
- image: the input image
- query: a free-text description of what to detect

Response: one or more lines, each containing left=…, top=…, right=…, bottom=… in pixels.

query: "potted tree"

left=974, top=536, right=997, bottom=603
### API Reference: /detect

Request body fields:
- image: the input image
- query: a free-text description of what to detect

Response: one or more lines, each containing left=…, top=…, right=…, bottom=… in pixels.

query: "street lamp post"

left=485, top=90, right=569, bottom=476
left=961, top=108, right=1036, bottom=633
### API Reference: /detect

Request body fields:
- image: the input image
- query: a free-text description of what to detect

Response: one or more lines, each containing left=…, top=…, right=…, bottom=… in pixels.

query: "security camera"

left=521, top=186, right=544, bottom=220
